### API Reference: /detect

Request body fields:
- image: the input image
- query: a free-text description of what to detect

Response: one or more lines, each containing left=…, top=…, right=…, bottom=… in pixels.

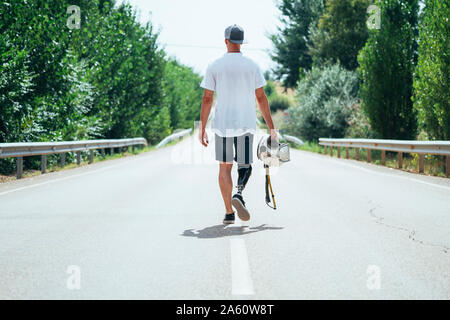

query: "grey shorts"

left=215, top=133, right=254, bottom=164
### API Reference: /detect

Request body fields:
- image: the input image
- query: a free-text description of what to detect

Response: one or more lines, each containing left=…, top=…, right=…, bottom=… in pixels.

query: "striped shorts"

left=215, top=133, right=254, bottom=164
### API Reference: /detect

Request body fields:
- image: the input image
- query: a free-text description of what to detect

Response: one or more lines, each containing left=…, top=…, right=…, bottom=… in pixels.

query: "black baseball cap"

left=224, top=24, right=245, bottom=44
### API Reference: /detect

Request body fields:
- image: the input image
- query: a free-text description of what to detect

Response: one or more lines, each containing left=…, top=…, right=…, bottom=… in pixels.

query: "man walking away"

left=198, top=24, right=277, bottom=224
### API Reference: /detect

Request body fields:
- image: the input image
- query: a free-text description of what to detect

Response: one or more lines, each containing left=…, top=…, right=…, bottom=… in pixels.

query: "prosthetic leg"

left=236, top=164, right=252, bottom=195
left=232, top=164, right=252, bottom=221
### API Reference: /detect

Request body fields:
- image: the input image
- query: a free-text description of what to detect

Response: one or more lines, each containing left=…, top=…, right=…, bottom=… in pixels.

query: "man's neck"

left=227, top=50, right=241, bottom=53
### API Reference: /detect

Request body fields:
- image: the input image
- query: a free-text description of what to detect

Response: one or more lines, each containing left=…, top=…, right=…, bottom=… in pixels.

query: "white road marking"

left=230, top=220, right=254, bottom=296
left=297, top=151, right=450, bottom=192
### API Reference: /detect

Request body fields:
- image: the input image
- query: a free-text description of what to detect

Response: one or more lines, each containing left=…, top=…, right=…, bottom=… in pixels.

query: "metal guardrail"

left=156, top=128, right=192, bottom=148
left=0, top=138, right=147, bottom=179
left=319, top=138, right=450, bottom=175
left=283, top=135, right=304, bottom=146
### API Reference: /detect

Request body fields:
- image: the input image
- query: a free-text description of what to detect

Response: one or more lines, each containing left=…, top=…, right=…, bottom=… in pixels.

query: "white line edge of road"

left=296, top=149, right=450, bottom=193
left=229, top=220, right=255, bottom=296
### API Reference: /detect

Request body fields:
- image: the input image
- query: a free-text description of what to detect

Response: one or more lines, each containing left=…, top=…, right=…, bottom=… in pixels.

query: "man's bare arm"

left=255, top=87, right=277, bottom=138
left=198, top=89, right=214, bottom=146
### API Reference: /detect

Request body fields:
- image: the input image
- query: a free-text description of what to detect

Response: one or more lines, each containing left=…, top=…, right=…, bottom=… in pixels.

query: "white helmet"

left=257, top=135, right=290, bottom=167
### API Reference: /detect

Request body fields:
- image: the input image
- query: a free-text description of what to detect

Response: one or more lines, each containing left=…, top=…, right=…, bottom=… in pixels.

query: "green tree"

left=70, top=1, right=168, bottom=143
left=309, top=0, right=371, bottom=70
left=1, top=0, right=73, bottom=141
left=263, top=80, right=277, bottom=99
left=0, top=34, right=34, bottom=143
left=0, top=0, right=104, bottom=143
left=269, top=95, right=292, bottom=112
left=163, top=59, right=203, bottom=130
left=55, top=50, right=99, bottom=140
left=358, top=0, right=419, bottom=139
left=286, top=64, right=359, bottom=141
left=0, top=0, right=203, bottom=176
left=270, top=0, right=325, bottom=88
left=0, top=35, right=35, bottom=173
left=413, top=0, right=450, bottom=140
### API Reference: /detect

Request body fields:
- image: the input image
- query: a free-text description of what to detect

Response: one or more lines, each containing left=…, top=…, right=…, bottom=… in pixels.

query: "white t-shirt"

left=200, top=52, right=267, bottom=137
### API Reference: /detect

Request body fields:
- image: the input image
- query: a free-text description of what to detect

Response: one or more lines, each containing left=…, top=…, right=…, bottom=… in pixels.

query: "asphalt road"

left=0, top=131, right=449, bottom=299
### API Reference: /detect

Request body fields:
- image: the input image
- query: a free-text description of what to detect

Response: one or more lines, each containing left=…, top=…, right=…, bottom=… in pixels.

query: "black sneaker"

left=223, top=212, right=235, bottom=224
left=232, top=194, right=250, bottom=221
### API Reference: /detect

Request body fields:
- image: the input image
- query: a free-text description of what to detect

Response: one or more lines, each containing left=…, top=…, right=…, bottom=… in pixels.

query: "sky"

left=116, top=0, right=282, bottom=75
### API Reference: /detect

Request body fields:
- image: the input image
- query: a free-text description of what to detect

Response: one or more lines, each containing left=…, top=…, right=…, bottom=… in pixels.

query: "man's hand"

left=199, top=129, right=209, bottom=147
left=269, top=128, right=278, bottom=142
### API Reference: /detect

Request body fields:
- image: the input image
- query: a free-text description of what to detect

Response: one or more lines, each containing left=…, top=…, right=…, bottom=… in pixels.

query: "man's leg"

left=218, top=162, right=234, bottom=214
left=215, top=134, right=235, bottom=224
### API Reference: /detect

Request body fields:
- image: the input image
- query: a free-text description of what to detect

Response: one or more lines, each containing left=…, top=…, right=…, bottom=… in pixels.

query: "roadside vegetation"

left=271, top=0, right=448, bottom=142
left=0, top=0, right=202, bottom=176
left=257, top=78, right=294, bottom=130
left=270, top=0, right=448, bottom=177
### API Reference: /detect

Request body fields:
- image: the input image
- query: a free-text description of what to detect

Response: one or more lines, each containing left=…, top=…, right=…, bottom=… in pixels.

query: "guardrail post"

left=60, top=153, right=65, bottom=167
left=345, top=148, right=349, bottom=159
left=132, top=145, right=135, bottom=153
left=446, top=156, right=450, bottom=176
left=323, top=146, right=327, bottom=155
left=418, top=154, right=424, bottom=173
left=337, top=147, right=341, bottom=158
left=41, top=155, right=47, bottom=174
left=329, top=146, right=333, bottom=157
left=77, top=151, right=81, bottom=165
left=101, top=148, right=105, bottom=158
left=398, top=152, right=403, bottom=169
left=89, top=150, right=94, bottom=164
left=110, top=148, right=114, bottom=155
left=381, top=150, right=386, bottom=165
left=367, top=149, right=371, bottom=163
left=16, top=157, right=23, bottom=179
left=355, top=148, right=359, bottom=161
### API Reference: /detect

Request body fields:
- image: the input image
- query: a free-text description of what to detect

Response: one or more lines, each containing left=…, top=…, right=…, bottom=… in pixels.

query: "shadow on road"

left=181, top=224, right=283, bottom=239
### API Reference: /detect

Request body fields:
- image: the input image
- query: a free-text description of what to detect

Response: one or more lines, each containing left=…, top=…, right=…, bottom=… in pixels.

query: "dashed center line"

left=230, top=220, right=254, bottom=296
